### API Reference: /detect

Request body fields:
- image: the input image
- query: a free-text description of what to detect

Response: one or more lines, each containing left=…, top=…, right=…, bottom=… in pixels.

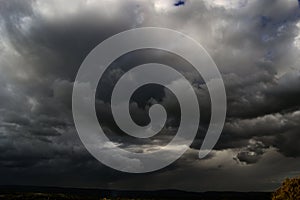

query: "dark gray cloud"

left=0, top=0, right=300, bottom=192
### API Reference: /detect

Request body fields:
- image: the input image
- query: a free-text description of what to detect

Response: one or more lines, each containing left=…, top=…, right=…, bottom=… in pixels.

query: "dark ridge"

left=0, top=185, right=272, bottom=200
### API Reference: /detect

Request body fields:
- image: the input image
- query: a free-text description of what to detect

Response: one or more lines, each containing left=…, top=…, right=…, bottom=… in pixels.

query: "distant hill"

left=0, top=185, right=271, bottom=200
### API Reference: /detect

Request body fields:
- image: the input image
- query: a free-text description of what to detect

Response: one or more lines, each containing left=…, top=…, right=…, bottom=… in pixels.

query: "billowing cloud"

left=0, top=0, right=300, bottom=192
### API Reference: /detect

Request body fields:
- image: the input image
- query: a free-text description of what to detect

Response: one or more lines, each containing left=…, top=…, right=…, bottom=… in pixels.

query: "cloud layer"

left=0, top=0, right=300, bottom=191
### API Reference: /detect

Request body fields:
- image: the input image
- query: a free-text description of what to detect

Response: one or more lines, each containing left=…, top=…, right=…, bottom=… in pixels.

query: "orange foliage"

left=272, top=177, right=300, bottom=200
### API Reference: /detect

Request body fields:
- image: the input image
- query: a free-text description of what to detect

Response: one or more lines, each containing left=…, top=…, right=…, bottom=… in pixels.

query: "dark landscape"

left=0, top=186, right=271, bottom=200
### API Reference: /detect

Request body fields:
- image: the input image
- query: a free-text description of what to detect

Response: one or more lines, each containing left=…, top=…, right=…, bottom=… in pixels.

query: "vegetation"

left=272, top=177, right=300, bottom=200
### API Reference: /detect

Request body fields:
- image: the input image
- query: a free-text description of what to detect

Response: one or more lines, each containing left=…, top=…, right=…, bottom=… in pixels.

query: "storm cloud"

left=0, top=0, right=300, bottom=192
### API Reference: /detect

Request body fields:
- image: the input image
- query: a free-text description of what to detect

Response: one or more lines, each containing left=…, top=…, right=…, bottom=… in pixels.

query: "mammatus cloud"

left=0, top=0, right=300, bottom=191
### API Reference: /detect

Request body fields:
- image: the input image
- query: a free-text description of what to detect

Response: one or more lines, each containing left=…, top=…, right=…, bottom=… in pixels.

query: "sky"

left=0, top=0, right=300, bottom=192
